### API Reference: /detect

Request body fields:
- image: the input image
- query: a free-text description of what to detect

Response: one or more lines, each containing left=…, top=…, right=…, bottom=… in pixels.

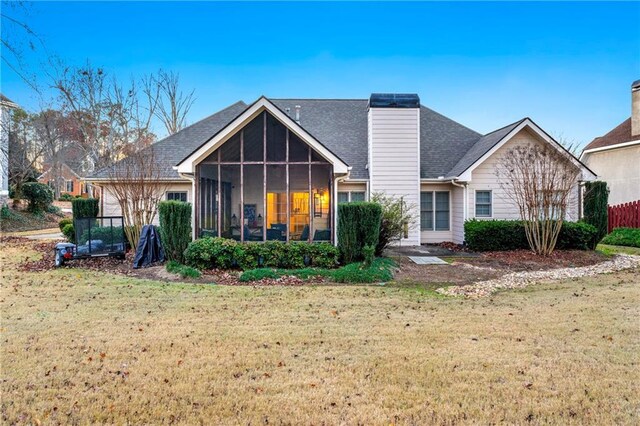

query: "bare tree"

left=5, top=107, right=43, bottom=199
left=51, top=62, right=159, bottom=169
left=104, top=147, right=169, bottom=249
left=155, top=70, right=195, bottom=135
left=497, top=143, right=580, bottom=256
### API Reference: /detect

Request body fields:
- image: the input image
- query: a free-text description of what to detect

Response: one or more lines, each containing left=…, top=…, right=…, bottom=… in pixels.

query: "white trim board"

left=580, top=139, right=640, bottom=159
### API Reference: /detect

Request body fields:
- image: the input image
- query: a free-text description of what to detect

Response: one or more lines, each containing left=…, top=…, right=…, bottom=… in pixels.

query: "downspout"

left=450, top=179, right=468, bottom=243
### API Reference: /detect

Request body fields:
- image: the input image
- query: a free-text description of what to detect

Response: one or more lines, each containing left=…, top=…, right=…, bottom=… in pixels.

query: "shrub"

left=371, top=192, right=417, bottom=256
left=21, top=182, right=54, bottom=213
left=58, top=193, right=74, bottom=201
left=158, top=201, right=192, bottom=264
left=166, top=260, right=201, bottom=279
left=184, top=237, right=242, bottom=270
left=1, top=204, right=11, bottom=220
left=601, top=228, right=640, bottom=248
left=464, top=220, right=528, bottom=251
left=464, top=219, right=597, bottom=252
left=556, top=221, right=599, bottom=250
left=363, top=244, right=375, bottom=267
left=58, top=218, right=73, bottom=231
left=583, top=181, right=609, bottom=248
left=337, top=202, right=382, bottom=263
left=47, top=204, right=64, bottom=216
left=62, top=223, right=75, bottom=243
left=184, top=237, right=340, bottom=271
left=331, top=258, right=396, bottom=283
left=72, top=198, right=99, bottom=219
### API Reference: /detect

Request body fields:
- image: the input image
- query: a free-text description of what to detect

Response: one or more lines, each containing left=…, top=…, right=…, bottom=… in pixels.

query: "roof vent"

left=294, top=105, right=301, bottom=123
left=369, top=93, right=420, bottom=108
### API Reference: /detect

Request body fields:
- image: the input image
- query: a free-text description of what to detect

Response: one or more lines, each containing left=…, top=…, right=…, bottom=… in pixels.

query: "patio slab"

left=408, top=256, right=449, bottom=265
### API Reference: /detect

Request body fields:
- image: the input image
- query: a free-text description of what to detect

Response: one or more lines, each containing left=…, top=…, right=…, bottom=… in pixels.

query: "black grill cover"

left=133, top=225, right=165, bottom=269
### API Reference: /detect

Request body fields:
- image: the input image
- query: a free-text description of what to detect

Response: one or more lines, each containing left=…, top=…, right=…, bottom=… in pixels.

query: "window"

left=337, top=191, right=366, bottom=203
left=66, top=180, right=74, bottom=192
left=420, top=191, right=449, bottom=231
left=351, top=192, right=365, bottom=202
left=166, top=191, right=187, bottom=202
left=475, top=190, right=492, bottom=217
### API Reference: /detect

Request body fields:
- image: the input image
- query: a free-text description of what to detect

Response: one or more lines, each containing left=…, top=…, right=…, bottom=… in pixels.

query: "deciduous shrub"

left=601, top=228, right=640, bottom=248
left=337, top=202, right=382, bottom=263
left=583, top=181, right=609, bottom=249
left=72, top=198, right=99, bottom=219
left=464, top=220, right=597, bottom=252
left=158, top=201, right=192, bottom=263
left=21, top=182, right=54, bottom=213
left=184, top=237, right=340, bottom=271
left=371, top=192, right=417, bottom=256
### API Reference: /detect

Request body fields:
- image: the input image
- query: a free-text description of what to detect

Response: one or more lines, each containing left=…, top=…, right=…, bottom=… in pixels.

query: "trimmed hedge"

left=184, top=237, right=340, bottom=271
left=337, top=202, right=382, bottom=263
left=601, top=228, right=640, bottom=248
left=464, top=219, right=598, bottom=252
left=58, top=193, right=74, bottom=201
left=158, top=200, right=192, bottom=264
left=72, top=198, right=99, bottom=219
left=583, top=181, right=609, bottom=248
left=22, top=182, right=54, bottom=213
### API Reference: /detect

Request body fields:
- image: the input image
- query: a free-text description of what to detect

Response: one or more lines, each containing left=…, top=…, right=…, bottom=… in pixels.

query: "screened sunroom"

left=195, top=111, right=334, bottom=243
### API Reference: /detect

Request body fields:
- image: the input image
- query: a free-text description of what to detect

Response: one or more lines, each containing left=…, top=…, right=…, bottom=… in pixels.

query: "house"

left=88, top=93, right=595, bottom=245
left=580, top=80, right=640, bottom=205
left=38, top=144, right=96, bottom=198
left=0, top=94, right=19, bottom=205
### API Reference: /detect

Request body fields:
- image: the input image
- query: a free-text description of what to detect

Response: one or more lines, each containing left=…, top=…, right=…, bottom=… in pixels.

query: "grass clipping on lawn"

left=1, top=241, right=639, bottom=424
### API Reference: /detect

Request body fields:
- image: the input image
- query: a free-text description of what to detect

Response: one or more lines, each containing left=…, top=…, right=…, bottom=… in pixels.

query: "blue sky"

left=2, top=1, right=639, bottom=147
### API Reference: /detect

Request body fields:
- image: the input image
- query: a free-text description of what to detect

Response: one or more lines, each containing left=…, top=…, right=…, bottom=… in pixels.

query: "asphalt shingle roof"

left=446, top=119, right=525, bottom=178
left=91, top=96, right=529, bottom=181
left=583, top=118, right=640, bottom=151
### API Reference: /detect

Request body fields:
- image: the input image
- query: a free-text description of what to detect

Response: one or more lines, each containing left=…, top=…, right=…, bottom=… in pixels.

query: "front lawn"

left=2, top=239, right=639, bottom=424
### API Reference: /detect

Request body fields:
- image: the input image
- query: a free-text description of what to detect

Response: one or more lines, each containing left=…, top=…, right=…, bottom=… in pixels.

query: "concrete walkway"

left=4, top=227, right=63, bottom=240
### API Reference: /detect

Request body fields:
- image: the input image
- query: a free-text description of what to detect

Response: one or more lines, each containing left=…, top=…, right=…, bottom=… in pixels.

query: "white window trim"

left=474, top=189, right=493, bottom=219
left=420, top=190, right=451, bottom=232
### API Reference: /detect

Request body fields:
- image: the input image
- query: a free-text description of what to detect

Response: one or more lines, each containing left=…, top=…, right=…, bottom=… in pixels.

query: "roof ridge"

left=268, top=98, right=368, bottom=101
left=482, top=117, right=527, bottom=137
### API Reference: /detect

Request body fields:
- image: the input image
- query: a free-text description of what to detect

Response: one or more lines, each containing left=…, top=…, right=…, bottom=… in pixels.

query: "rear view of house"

left=89, top=93, right=595, bottom=245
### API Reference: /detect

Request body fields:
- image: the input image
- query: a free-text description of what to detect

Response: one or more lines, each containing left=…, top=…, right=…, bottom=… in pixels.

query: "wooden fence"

left=608, top=200, right=640, bottom=233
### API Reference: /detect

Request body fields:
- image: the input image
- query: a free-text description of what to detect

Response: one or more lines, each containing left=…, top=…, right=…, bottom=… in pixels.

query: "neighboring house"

left=88, top=93, right=595, bottom=245
left=0, top=94, right=19, bottom=205
left=580, top=80, right=640, bottom=205
left=38, top=144, right=96, bottom=198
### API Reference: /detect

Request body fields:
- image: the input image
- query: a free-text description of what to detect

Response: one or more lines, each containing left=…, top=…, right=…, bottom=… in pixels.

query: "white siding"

left=99, top=182, right=192, bottom=226
left=468, top=128, right=581, bottom=222
left=451, top=185, right=465, bottom=244
left=368, top=107, right=421, bottom=245
left=582, top=144, right=640, bottom=205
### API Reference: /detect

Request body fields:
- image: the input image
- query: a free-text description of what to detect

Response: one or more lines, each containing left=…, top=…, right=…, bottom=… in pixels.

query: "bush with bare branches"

left=496, top=143, right=580, bottom=256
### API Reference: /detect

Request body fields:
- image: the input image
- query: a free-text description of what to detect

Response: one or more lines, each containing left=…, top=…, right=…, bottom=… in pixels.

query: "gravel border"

left=437, top=254, right=640, bottom=298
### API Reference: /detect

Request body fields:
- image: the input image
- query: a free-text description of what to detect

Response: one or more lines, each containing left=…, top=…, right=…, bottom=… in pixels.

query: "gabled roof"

left=89, top=95, right=593, bottom=183
left=582, top=118, right=640, bottom=152
left=446, top=119, right=525, bottom=178
left=90, top=101, right=249, bottom=179
left=175, top=97, right=351, bottom=175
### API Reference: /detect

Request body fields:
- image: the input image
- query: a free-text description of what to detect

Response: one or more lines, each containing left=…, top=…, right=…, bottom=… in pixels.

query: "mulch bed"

left=454, top=249, right=609, bottom=272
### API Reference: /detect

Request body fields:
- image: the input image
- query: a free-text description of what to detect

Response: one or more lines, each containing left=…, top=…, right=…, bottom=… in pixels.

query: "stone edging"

left=437, top=254, right=640, bottom=298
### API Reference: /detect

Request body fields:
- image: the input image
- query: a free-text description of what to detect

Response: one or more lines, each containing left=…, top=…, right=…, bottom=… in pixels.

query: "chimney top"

left=632, top=79, right=640, bottom=137
left=369, top=93, right=420, bottom=108
left=632, top=79, right=640, bottom=91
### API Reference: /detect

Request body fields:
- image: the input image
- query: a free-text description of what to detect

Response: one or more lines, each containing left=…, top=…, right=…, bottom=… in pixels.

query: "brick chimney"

left=632, top=79, right=640, bottom=137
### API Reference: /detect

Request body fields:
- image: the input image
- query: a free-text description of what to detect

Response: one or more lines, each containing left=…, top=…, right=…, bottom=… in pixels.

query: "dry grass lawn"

left=1, top=241, right=639, bottom=425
